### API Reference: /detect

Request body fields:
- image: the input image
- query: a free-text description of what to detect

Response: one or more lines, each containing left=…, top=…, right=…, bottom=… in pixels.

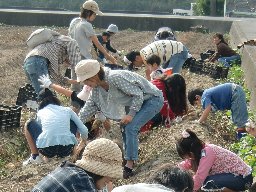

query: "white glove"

left=38, top=74, right=52, bottom=88
left=175, top=116, right=182, bottom=123
left=95, top=111, right=106, bottom=122
left=117, top=50, right=122, bottom=56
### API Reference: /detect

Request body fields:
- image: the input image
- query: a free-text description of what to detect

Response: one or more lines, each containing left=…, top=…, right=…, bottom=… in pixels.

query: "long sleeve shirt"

left=179, top=144, right=251, bottom=191
left=211, top=42, right=237, bottom=61
left=36, top=104, right=88, bottom=148
left=79, top=68, right=162, bottom=122
left=25, top=35, right=81, bottom=84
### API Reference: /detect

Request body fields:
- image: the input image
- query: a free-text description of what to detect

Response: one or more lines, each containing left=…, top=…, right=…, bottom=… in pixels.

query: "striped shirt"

left=140, top=40, right=184, bottom=65
left=25, top=35, right=81, bottom=84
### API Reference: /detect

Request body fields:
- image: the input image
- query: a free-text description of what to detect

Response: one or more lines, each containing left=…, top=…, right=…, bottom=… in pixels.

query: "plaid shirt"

left=25, top=35, right=81, bottom=84
left=32, top=161, right=97, bottom=192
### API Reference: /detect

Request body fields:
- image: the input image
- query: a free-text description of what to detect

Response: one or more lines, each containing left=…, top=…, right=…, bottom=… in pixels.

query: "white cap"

left=106, top=24, right=118, bottom=33
left=75, top=59, right=100, bottom=82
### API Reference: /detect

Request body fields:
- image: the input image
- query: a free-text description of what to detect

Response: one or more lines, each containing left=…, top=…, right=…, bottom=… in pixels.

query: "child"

left=140, top=73, right=188, bottom=132
left=23, top=89, right=88, bottom=166
left=188, top=83, right=248, bottom=139
left=146, top=54, right=165, bottom=80
left=176, top=129, right=253, bottom=191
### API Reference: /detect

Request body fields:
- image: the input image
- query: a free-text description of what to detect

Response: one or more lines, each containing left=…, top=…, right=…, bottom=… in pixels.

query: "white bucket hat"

left=83, top=0, right=103, bottom=16
left=75, top=138, right=123, bottom=179
left=75, top=59, right=100, bottom=82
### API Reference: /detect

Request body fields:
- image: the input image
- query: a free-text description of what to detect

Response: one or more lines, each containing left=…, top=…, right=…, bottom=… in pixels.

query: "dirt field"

left=0, top=25, right=231, bottom=191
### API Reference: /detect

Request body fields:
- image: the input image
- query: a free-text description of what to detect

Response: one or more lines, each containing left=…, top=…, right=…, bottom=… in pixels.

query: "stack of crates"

left=0, top=104, right=22, bottom=129
left=16, top=84, right=37, bottom=106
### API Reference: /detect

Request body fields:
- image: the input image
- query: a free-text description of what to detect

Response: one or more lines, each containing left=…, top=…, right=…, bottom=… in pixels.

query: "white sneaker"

left=22, top=155, right=43, bottom=166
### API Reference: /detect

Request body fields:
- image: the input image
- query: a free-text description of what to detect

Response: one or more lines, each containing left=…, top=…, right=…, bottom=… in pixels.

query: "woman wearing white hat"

left=32, top=138, right=123, bottom=191
left=68, top=0, right=116, bottom=65
left=75, top=59, right=164, bottom=179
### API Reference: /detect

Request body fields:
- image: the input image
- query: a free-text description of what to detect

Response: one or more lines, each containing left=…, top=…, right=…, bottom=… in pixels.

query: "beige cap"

left=75, top=138, right=123, bottom=179
left=75, top=59, right=100, bottom=82
left=83, top=0, right=103, bottom=16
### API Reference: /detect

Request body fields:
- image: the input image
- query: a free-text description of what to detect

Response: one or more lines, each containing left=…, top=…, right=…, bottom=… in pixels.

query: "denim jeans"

left=201, top=173, right=253, bottom=191
left=231, top=84, right=248, bottom=128
left=28, top=119, right=77, bottom=143
left=164, top=46, right=189, bottom=73
left=122, top=95, right=164, bottom=160
left=218, top=54, right=241, bottom=67
left=23, top=56, right=49, bottom=95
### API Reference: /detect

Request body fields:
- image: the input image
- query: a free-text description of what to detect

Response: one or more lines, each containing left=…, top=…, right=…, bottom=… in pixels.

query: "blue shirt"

left=32, top=161, right=97, bottom=192
left=201, top=83, right=233, bottom=111
left=36, top=104, right=88, bottom=148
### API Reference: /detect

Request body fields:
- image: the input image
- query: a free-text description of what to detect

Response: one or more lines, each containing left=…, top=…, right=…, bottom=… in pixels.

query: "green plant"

left=231, top=135, right=256, bottom=176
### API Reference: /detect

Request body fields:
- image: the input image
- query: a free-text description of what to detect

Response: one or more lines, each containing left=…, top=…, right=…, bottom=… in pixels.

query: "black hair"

left=164, top=74, right=188, bottom=115
left=80, top=7, right=95, bottom=19
left=86, top=170, right=104, bottom=183
left=176, top=129, right=205, bottom=172
left=187, top=89, right=204, bottom=106
left=102, top=31, right=111, bottom=37
left=159, top=31, right=174, bottom=40
left=213, top=33, right=228, bottom=45
left=71, top=91, right=85, bottom=109
left=146, top=54, right=161, bottom=66
left=125, top=51, right=140, bottom=63
left=98, top=66, right=105, bottom=81
left=38, top=88, right=61, bottom=110
left=148, top=164, right=193, bottom=192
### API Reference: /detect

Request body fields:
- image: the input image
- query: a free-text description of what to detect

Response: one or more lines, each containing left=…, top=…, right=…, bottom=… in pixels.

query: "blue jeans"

left=23, top=56, right=49, bottom=95
left=27, top=119, right=77, bottom=157
left=122, top=95, right=164, bottom=160
left=28, top=119, right=77, bottom=142
left=164, top=46, right=189, bottom=73
left=218, top=54, right=241, bottom=67
left=231, top=84, right=248, bottom=128
left=201, top=173, right=253, bottom=191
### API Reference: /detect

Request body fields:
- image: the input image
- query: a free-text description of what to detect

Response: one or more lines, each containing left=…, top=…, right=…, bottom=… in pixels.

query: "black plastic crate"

left=189, top=61, right=229, bottom=79
left=16, top=84, right=37, bottom=106
left=0, top=104, right=22, bottom=130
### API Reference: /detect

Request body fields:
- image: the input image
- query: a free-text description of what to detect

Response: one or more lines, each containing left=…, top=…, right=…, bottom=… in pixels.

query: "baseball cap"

left=83, top=0, right=103, bottom=16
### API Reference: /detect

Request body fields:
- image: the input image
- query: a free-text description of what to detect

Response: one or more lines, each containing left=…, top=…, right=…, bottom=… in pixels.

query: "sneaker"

left=123, top=166, right=134, bottom=179
left=22, top=155, right=43, bottom=166
left=236, top=131, right=247, bottom=140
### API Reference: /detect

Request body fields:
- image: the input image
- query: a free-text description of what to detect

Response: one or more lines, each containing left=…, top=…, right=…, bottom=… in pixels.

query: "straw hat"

left=75, top=138, right=123, bottom=179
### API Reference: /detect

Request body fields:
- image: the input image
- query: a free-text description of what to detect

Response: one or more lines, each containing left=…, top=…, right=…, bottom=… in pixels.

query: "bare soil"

left=0, top=25, right=231, bottom=191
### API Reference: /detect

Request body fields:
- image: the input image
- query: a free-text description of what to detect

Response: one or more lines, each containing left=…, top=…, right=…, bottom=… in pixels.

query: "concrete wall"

left=0, top=9, right=235, bottom=33
left=229, top=20, right=256, bottom=110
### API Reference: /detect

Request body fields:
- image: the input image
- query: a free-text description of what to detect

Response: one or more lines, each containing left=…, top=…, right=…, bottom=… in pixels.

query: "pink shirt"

left=179, top=144, right=251, bottom=191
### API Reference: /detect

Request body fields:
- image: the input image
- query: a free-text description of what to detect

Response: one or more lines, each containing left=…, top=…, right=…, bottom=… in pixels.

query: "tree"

left=194, top=0, right=225, bottom=16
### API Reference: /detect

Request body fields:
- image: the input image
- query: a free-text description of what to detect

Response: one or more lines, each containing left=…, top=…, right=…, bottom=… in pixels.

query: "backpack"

left=26, top=28, right=60, bottom=49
